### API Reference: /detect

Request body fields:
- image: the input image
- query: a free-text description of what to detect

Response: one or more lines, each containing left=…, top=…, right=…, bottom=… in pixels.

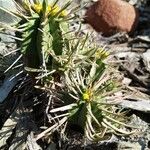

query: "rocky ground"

left=0, top=0, right=150, bottom=149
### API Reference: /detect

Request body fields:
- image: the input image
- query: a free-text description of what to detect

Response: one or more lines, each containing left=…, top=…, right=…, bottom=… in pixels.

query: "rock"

left=84, top=0, right=139, bottom=36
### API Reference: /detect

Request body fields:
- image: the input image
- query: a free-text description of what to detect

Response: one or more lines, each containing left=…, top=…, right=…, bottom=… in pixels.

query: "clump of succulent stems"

left=0, top=0, right=137, bottom=142
left=0, top=0, right=74, bottom=78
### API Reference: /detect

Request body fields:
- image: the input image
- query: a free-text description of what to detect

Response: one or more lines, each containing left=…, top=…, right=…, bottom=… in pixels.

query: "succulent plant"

left=0, top=0, right=75, bottom=79
left=38, top=37, right=137, bottom=141
left=0, top=0, right=137, bottom=142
